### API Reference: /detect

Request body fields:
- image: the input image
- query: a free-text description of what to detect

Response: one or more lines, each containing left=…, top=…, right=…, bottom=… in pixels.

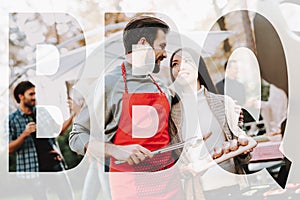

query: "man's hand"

left=24, top=122, right=36, bottom=137
left=68, top=98, right=83, bottom=117
left=106, top=144, right=153, bottom=165
left=239, top=109, right=244, bottom=123
left=234, top=104, right=244, bottom=128
left=49, top=150, right=63, bottom=161
left=9, top=122, right=36, bottom=153
left=203, top=132, right=212, bottom=141
left=243, top=148, right=254, bottom=155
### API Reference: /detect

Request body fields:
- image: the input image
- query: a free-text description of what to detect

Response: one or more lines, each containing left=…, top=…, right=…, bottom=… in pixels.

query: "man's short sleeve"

left=8, top=115, right=17, bottom=141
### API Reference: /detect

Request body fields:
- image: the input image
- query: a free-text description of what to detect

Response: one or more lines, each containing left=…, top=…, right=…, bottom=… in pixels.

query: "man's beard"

left=144, top=54, right=160, bottom=74
left=153, top=56, right=164, bottom=73
left=152, top=62, right=160, bottom=73
left=24, top=100, right=35, bottom=109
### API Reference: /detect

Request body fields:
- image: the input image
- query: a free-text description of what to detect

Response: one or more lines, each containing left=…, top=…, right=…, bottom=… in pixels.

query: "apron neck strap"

left=121, top=62, right=164, bottom=94
left=149, top=74, right=164, bottom=93
left=121, top=62, right=129, bottom=93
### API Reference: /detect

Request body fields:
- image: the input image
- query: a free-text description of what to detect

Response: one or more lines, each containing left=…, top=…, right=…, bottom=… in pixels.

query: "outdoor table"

left=250, top=140, right=284, bottom=162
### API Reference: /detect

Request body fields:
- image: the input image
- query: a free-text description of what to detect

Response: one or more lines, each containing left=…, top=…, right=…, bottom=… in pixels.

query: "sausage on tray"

left=222, top=141, right=231, bottom=154
left=229, top=139, right=239, bottom=151
left=238, top=135, right=249, bottom=146
left=212, top=146, right=223, bottom=159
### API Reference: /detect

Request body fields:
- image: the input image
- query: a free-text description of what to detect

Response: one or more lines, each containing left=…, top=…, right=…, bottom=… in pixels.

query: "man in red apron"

left=104, top=16, right=183, bottom=199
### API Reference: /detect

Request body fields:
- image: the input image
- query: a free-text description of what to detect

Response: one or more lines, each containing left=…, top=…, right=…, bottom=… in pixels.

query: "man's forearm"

left=104, top=142, right=116, bottom=158
left=69, top=105, right=91, bottom=155
left=9, top=132, right=28, bottom=153
left=82, top=141, right=113, bottom=161
left=69, top=125, right=90, bottom=155
left=60, top=113, right=75, bottom=135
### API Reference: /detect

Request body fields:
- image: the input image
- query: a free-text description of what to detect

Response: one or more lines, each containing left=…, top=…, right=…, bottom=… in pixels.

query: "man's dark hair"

left=224, top=61, right=228, bottom=70
left=123, top=16, right=169, bottom=54
left=224, top=60, right=237, bottom=70
left=13, top=81, right=35, bottom=103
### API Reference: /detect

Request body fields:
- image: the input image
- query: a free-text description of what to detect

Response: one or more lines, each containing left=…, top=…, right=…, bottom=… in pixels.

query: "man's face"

left=152, top=29, right=167, bottom=72
left=226, top=61, right=239, bottom=80
left=20, top=87, right=36, bottom=108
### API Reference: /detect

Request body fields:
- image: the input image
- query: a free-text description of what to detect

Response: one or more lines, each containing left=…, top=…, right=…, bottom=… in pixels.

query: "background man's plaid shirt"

left=9, top=107, right=59, bottom=172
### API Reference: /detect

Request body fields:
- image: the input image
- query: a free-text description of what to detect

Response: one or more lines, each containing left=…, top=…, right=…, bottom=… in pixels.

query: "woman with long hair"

left=169, top=48, right=251, bottom=200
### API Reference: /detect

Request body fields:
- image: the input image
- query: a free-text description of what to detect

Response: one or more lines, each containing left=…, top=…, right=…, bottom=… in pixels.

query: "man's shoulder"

left=216, top=79, right=224, bottom=86
left=228, top=78, right=244, bottom=87
left=104, top=65, right=124, bottom=94
left=235, top=80, right=245, bottom=90
left=216, top=79, right=224, bottom=93
left=105, top=66, right=122, bottom=83
left=105, top=65, right=122, bottom=76
left=9, top=109, right=21, bottom=122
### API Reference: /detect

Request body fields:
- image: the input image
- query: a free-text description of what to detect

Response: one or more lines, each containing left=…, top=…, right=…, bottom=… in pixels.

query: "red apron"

left=109, top=63, right=183, bottom=200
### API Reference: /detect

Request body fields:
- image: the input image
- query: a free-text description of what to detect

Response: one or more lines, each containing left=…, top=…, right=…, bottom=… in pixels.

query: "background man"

left=9, top=81, right=76, bottom=172
left=9, top=81, right=75, bottom=199
left=216, top=60, right=246, bottom=106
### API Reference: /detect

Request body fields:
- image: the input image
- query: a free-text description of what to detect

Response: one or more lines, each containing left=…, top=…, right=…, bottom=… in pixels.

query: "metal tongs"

left=114, top=132, right=212, bottom=165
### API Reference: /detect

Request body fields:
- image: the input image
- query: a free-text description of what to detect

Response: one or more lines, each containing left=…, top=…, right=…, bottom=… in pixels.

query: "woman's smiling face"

left=171, top=50, right=198, bottom=86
